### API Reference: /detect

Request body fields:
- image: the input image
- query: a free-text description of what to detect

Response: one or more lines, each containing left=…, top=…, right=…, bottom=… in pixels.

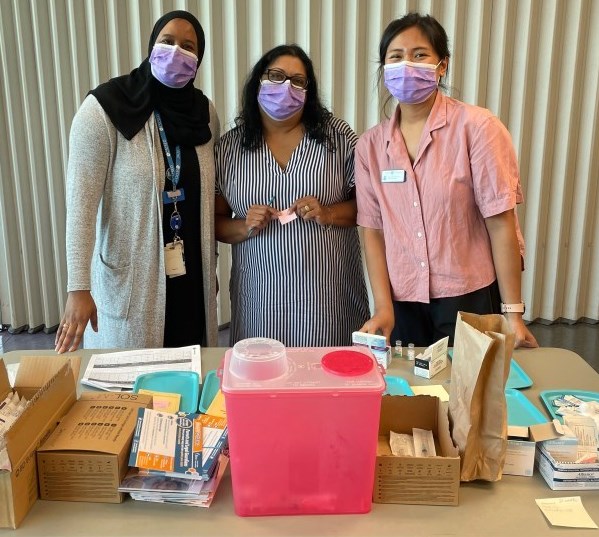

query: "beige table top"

left=2, top=346, right=599, bottom=537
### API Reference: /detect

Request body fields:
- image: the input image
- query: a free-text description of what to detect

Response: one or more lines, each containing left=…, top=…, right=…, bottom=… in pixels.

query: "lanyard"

left=154, top=111, right=181, bottom=189
left=155, top=111, right=183, bottom=240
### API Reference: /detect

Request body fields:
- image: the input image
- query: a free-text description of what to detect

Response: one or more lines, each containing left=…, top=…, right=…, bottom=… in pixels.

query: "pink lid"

left=321, top=350, right=374, bottom=376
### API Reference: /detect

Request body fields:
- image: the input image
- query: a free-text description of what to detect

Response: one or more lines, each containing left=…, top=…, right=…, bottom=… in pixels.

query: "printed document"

left=81, top=345, right=201, bottom=391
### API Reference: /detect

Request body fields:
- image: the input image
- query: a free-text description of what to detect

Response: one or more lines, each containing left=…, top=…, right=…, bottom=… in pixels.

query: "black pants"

left=390, top=280, right=501, bottom=347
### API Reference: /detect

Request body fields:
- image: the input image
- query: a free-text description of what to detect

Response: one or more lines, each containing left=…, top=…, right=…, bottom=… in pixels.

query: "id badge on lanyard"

left=165, top=239, right=186, bottom=277
left=156, top=111, right=186, bottom=278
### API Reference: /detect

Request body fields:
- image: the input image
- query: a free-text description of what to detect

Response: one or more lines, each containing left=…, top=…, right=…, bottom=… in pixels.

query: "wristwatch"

left=500, top=302, right=526, bottom=314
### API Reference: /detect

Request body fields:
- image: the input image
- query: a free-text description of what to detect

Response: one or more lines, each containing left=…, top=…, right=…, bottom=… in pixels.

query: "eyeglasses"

left=263, top=68, right=308, bottom=90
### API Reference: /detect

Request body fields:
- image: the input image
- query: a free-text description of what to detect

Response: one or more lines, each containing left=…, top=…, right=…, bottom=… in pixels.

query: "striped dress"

left=216, top=116, right=369, bottom=347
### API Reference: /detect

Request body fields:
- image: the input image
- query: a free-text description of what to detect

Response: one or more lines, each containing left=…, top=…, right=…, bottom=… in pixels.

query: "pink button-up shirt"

left=355, top=92, right=523, bottom=303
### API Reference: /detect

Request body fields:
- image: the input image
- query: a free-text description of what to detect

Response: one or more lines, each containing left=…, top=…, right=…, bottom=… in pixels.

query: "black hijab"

left=89, top=10, right=211, bottom=146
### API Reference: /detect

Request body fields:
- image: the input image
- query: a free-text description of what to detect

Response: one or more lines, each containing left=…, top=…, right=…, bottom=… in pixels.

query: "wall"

left=0, top=0, right=597, bottom=332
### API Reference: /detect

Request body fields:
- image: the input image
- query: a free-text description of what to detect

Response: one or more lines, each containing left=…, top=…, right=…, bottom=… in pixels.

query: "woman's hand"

left=290, top=196, right=330, bottom=226
left=505, top=312, right=539, bottom=349
left=358, top=308, right=395, bottom=344
left=245, top=204, right=278, bottom=238
left=55, top=290, right=98, bottom=353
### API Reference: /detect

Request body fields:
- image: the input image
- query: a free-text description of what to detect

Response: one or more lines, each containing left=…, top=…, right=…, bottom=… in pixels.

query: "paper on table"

left=81, top=345, right=201, bottom=391
left=410, top=384, right=449, bottom=402
left=535, top=496, right=598, bottom=528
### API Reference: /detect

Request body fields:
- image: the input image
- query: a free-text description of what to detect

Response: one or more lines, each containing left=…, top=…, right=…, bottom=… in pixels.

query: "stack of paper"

left=123, top=407, right=229, bottom=507
left=119, top=453, right=228, bottom=508
left=81, top=346, right=201, bottom=391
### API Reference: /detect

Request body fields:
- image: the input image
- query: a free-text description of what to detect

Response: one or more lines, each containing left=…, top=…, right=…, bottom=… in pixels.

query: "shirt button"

left=420, top=261, right=426, bottom=268
left=413, top=201, right=419, bottom=207
left=417, top=232, right=422, bottom=238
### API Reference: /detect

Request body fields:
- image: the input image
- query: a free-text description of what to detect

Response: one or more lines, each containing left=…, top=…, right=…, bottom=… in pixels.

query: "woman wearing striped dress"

left=215, top=44, right=368, bottom=347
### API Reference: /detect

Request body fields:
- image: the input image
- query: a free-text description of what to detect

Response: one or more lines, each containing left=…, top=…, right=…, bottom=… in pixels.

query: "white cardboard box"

left=352, top=331, right=391, bottom=370
left=540, top=425, right=578, bottom=462
left=536, top=443, right=599, bottom=490
left=504, top=438, right=537, bottom=477
left=414, top=337, right=448, bottom=379
left=504, top=421, right=575, bottom=477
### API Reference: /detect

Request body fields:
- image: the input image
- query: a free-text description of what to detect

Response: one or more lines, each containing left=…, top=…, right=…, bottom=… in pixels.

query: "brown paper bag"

left=448, top=311, right=514, bottom=481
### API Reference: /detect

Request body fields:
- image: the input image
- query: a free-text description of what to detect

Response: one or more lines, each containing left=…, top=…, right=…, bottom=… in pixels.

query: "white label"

left=164, top=241, right=186, bottom=277
left=381, top=169, right=407, bottom=183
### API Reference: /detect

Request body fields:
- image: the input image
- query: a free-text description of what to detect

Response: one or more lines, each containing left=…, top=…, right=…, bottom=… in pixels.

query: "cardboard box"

left=504, top=421, right=573, bottom=477
left=536, top=443, right=599, bottom=490
left=0, top=356, right=79, bottom=529
left=352, top=331, right=391, bottom=369
left=414, top=337, right=448, bottom=379
left=504, top=438, right=536, bottom=477
left=37, top=392, right=152, bottom=503
left=540, top=426, right=578, bottom=462
left=373, top=395, right=461, bottom=506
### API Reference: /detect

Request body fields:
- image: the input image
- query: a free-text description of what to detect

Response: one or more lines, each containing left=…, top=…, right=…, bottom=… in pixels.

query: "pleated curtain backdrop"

left=0, top=0, right=597, bottom=333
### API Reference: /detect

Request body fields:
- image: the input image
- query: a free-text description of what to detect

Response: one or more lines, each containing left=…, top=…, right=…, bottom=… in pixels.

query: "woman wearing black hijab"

left=56, top=11, right=220, bottom=353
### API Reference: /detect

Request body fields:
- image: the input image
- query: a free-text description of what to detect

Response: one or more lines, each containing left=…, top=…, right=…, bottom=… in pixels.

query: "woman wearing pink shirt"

left=355, top=13, right=538, bottom=348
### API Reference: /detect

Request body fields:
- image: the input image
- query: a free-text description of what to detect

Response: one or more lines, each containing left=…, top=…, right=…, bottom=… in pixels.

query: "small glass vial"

left=394, top=340, right=403, bottom=358
left=407, top=343, right=415, bottom=361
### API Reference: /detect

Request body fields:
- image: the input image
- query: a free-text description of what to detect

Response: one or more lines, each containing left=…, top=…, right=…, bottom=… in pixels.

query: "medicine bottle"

left=407, top=343, right=415, bottom=361
left=394, top=340, right=403, bottom=358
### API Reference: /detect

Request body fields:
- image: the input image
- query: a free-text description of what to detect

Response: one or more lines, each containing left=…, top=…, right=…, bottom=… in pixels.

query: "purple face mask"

left=150, top=43, right=198, bottom=88
left=384, top=60, right=441, bottom=104
left=258, top=80, right=307, bottom=121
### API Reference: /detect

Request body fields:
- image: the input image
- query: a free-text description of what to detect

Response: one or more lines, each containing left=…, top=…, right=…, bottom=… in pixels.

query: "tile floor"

left=1, top=322, right=597, bottom=373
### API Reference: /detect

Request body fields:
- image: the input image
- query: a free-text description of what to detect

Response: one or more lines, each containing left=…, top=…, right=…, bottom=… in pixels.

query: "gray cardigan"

left=66, top=95, right=220, bottom=348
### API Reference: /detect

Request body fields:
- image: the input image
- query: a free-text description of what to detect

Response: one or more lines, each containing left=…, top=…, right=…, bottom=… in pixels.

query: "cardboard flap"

left=379, top=395, right=439, bottom=435
left=508, top=425, right=530, bottom=439
left=377, top=435, right=393, bottom=456
left=38, top=393, right=152, bottom=455
left=14, top=355, right=80, bottom=388
left=530, top=420, right=564, bottom=442
left=0, top=359, right=11, bottom=398
left=5, top=360, right=77, bottom=461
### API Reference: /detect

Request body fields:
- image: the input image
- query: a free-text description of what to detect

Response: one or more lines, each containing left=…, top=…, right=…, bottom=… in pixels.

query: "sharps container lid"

left=222, top=344, right=385, bottom=394
left=321, top=350, right=374, bottom=376
left=229, top=337, right=288, bottom=381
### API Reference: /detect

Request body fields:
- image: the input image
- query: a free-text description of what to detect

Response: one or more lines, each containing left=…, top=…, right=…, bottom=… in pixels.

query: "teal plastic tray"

left=506, top=360, right=533, bottom=390
left=133, top=371, right=200, bottom=414
left=448, top=349, right=532, bottom=390
left=198, top=369, right=220, bottom=413
left=506, top=388, right=548, bottom=427
left=540, top=389, right=599, bottom=423
left=383, top=375, right=414, bottom=396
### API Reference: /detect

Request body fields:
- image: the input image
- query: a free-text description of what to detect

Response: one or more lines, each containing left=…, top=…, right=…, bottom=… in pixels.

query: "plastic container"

left=133, top=371, right=200, bottom=413
left=222, top=338, right=385, bottom=516
left=198, top=369, right=219, bottom=413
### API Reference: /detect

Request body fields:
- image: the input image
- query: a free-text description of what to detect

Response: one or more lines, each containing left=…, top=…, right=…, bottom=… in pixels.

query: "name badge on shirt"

left=381, top=170, right=407, bottom=183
